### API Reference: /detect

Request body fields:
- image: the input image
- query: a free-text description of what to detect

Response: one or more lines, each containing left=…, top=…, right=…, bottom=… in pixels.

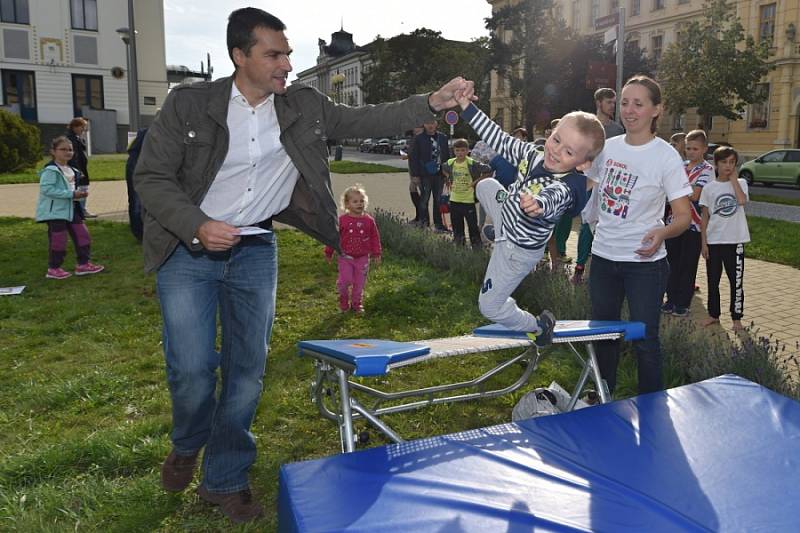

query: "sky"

left=163, top=0, right=493, bottom=81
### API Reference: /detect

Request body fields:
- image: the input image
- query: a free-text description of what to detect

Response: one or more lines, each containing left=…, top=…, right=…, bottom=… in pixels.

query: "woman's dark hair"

left=623, top=75, right=662, bottom=133
left=227, top=8, right=286, bottom=67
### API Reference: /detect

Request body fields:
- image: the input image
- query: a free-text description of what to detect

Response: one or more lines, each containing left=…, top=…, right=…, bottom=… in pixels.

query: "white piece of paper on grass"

left=0, top=286, right=25, bottom=296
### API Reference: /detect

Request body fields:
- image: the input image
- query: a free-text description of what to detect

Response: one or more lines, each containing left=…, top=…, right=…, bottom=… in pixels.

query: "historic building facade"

left=486, top=0, right=800, bottom=156
left=0, top=0, right=168, bottom=150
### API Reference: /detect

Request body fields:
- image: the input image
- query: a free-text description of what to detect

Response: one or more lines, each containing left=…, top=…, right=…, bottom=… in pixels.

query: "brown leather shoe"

left=160, top=449, right=199, bottom=492
left=197, top=485, right=264, bottom=524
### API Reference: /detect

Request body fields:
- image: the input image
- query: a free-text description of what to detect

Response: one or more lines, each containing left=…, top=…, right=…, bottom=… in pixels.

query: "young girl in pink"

left=35, top=136, right=104, bottom=279
left=325, top=184, right=382, bottom=313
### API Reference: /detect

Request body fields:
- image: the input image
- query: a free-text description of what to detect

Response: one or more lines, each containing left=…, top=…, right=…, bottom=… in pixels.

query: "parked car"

left=738, top=149, right=800, bottom=188
left=391, top=139, right=408, bottom=155
left=369, top=138, right=392, bottom=154
left=358, top=138, right=374, bottom=152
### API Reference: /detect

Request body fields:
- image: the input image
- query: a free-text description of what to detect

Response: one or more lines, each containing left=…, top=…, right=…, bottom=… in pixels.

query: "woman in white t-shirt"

left=585, top=75, right=692, bottom=395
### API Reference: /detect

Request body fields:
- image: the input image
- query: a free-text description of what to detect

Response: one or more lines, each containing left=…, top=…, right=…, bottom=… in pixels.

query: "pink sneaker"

left=46, top=267, right=72, bottom=280
left=75, top=262, right=105, bottom=276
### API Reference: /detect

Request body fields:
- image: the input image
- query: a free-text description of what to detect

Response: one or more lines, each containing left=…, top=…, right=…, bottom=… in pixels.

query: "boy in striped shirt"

left=458, top=96, right=605, bottom=345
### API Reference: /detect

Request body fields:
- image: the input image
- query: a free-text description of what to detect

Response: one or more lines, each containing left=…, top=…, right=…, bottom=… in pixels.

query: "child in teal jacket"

left=35, top=136, right=104, bottom=279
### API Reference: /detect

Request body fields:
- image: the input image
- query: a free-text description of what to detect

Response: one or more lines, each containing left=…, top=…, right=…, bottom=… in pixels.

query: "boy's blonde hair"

left=557, top=111, right=606, bottom=160
left=685, top=129, right=708, bottom=145
left=341, top=183, right=368, bottom=211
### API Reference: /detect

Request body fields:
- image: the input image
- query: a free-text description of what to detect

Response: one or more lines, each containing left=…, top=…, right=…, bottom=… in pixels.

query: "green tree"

left=0, top=109, right=41, bottom=173
left=361, top=29, right=491, bottom=138
left=658, top=0, right=772, bottom=127
left=485, top=1, right=656, bottom=132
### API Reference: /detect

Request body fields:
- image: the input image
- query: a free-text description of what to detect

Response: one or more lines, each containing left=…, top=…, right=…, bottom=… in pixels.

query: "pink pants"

left=337, top=255, right=370, bottom=311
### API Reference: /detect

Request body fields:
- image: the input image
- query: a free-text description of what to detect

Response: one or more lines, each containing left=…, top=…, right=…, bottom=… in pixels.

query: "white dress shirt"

left=199, top=82, right=300, bottom=226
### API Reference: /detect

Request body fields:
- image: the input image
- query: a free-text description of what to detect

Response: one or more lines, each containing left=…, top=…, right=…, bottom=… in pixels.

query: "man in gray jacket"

left=134, top=7, right=474, bottom=524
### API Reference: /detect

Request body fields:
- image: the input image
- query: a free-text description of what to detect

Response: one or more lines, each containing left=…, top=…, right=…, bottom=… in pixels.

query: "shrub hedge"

left=0, top=109, right=41, bottom=173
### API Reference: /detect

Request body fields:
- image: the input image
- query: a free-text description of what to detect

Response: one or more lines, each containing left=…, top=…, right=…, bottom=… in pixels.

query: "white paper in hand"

left=236, top=226, right=272, bottom=236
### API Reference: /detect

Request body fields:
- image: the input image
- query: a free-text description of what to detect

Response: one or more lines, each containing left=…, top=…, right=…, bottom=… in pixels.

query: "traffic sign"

left=444, top=110, right=459, bottom=126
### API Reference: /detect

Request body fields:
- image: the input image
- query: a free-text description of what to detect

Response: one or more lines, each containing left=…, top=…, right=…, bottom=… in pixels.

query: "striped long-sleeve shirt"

left=462, top=104, right=588, bottom=250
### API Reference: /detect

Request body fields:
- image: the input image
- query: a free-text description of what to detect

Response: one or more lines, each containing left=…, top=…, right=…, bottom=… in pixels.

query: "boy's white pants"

left=476, top=179, right=545, bottom=333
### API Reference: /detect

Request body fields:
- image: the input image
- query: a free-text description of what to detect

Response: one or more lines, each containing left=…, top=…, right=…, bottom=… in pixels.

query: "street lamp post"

left=116, top=0, right=140, bottom=132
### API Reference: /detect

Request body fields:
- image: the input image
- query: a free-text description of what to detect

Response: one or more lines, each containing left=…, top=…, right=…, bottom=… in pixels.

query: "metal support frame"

left=306, top=333, right=620, bottom=452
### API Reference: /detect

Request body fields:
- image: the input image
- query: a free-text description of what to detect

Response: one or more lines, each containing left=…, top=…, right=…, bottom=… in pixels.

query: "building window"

left=759, top=4, right=776, bottom=47
left=653, top=0, right=664, bottom=10
left=651, top=34, right=663, bottom=61
left=611, top=0, right=619, bottom=12
left=672, top=113, right=685, bottom=130
left=749, top=83, right=770, bottom=129
left=591, top=0, right=599, bottom=26
left=629, top=39, right=639, bottom=50
left=0, top=0, right=29, bottom=23
left=630, top=0, right=640, bottom=16
left=678, top=0, right=689, bottom=4
left=573, top=1, right=582, bottom=28
left=71, top=0, right=98, bottom=31
left=71, top=74, right=103, bottom=117
left=1, top=69, right=36, bottom=121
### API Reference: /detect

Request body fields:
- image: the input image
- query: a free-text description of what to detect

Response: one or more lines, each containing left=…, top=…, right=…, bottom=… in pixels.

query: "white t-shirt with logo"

left=699, top=178, right=750, bottom=245
left=586, top=135, right=691, bottom=262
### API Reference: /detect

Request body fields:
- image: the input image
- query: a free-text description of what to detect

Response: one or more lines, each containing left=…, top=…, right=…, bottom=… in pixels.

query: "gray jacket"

left=134, top=76, right=436, bottom=272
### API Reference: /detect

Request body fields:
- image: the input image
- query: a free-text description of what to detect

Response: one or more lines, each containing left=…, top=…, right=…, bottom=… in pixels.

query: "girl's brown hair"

left=623, top=74, right=662, bottom=133
left=50, top=135, right=72, bottom=150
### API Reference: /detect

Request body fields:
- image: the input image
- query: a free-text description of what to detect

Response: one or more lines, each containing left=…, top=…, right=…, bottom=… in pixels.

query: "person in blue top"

left=454, top=87, right=606, bottom=344
left=35, top=136, right=104, bottom=279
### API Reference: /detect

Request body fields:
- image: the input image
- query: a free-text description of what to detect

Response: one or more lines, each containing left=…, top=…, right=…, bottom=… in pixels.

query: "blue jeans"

left=417, top=174, right=444, bottom=228
left=156, top=233, right=277, bottom=493
left=589, top=255, right=669, bottom=395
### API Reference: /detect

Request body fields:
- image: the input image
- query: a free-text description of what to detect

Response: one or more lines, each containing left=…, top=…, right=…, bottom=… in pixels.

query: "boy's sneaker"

left=482, top=224, right=495, bottom=242
left=527, top=310, right=556, bottom=347
left=75, top=262, right=104, bottom=276
left=660, top=302, right=674, bottom=314
left=672, top=306, right=689, bottom=317
left=559, top=255, right=573, bottom=264
left=46, top=267, right=72, bottom=280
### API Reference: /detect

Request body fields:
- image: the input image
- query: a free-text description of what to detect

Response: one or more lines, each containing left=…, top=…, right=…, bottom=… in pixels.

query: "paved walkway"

left=2, top=175, right=798, bottom=374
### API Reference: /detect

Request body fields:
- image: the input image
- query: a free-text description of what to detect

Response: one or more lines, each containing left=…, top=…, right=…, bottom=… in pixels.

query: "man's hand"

left=73, top=190, right=89, bottom=199
left=429, top=77, right=477, bottom=111
left=520, top=193, right=544, bottom=217
left=195, top=220, right=241, bottom=251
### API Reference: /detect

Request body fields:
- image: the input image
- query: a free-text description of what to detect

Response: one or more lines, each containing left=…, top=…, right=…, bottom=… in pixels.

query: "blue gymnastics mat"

left=278, top=375, right=800, bottom=532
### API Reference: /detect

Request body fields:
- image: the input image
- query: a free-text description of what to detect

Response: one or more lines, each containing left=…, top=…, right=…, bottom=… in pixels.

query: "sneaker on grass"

left=46, top=267, right=72, bottom=280
left=75, top=262, right=105, bottom=276
left=671, top=306, right=689, bottom=317
left=527, top=310, right=556, bottom=347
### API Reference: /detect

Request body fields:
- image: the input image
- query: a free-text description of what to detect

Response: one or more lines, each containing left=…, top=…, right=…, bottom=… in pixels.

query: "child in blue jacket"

left=35, top=136, right=104, bottom=279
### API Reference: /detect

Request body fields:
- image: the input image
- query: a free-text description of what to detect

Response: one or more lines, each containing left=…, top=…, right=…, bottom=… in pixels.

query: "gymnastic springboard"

left=278, top=375, right=800, bottom=532
left=297, top=339, right=430, bottom=376
left=474, top=320, right=646, bottom=341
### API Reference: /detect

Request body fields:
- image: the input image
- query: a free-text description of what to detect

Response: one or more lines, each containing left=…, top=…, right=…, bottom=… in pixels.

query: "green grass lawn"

left=0, top=154, right=128, bottom=185
left=750, top=194, right=800, bottom=207
left=0, top=218, right=586, bottom=531
left=0, top=156, right=402, bottom=185
left=748, top=215, right=800, bottom=268
left=0, top=216, right=795, bottom=531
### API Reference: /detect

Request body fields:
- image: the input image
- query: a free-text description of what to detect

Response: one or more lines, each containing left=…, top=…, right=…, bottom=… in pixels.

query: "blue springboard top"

left=297, top=339, right=430, bottom=377
left=474, top=320, right=646, bottom=341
